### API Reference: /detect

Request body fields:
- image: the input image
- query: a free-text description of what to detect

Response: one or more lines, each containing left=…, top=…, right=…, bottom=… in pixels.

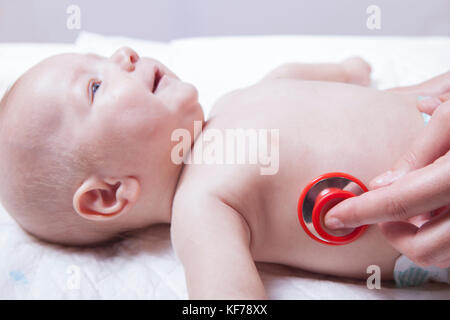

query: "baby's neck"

left=166, top=162, right=186, bottom=223
left=166, top=118, right=208, bottom=223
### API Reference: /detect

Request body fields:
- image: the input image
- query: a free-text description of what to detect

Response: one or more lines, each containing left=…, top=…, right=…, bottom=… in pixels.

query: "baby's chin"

left=182, top=83, right=202, bottom=113
left=163, top=79, right=202, bottom=115
left=183, top=85, right=204, bottom=124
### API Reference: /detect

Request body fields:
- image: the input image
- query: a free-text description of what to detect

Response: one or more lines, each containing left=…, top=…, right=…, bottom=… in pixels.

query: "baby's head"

left=0, top=47, right=204, bottom=246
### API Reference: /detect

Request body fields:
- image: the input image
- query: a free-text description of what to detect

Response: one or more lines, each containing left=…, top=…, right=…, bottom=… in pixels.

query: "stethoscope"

left=297, top=172, right=368, bottom=245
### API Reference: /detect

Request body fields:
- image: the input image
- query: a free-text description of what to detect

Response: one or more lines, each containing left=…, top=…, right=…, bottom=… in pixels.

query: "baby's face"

left=6, top=47, right=204, bottom=226
left=30, top=47, right=201, bottom=158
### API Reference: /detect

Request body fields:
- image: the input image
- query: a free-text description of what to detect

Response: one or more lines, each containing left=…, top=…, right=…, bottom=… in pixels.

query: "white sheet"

left=1, top=32, right=449, bottom=299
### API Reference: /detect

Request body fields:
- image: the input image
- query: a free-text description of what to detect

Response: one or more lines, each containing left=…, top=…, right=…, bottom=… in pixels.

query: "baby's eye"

left=90, top=80, right=102, bottom=101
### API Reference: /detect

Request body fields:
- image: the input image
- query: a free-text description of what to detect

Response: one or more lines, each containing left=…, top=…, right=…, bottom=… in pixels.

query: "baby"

left=0, top=47, right=447, bottom=299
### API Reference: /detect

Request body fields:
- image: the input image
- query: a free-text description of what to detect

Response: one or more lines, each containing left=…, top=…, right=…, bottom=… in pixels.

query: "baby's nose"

left=110, top=47, right=140, bottom=72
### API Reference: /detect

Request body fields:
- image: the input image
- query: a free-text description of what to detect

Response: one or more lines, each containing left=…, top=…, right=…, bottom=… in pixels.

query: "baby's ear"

left=73, top=176, right=140, bottom=221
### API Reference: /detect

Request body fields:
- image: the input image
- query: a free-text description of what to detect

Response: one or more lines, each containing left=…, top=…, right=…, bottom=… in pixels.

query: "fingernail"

left=417, top=95, right=432, bottom=101
left=373, top=170, right=394, bottom=186
left=372, top=170, right=405, bottom=187
left=325, top=217, right=345, bottom=230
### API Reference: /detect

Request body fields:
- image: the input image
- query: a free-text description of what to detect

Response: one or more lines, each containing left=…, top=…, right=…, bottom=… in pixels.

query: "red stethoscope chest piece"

left=298, top=172, right=368, bottom=245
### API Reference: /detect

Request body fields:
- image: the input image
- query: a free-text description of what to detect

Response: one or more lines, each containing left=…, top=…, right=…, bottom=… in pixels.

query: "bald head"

left=0, top=57, right=115, bottom=245
left=0, top=48, right=201, bottom=245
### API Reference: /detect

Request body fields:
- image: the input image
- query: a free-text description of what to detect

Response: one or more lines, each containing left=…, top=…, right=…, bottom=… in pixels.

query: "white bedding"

left=1, top=32, right=449, bottom=299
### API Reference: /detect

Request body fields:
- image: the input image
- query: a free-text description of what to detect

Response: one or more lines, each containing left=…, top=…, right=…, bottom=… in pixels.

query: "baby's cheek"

left=99, top=88, right=175, bottom=154
left=118, top=113, right=173, bottom=162
left=103, top=91, right=152, bottom=131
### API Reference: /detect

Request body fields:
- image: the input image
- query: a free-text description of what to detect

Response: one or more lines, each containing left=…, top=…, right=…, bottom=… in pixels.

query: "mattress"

left=0, top=32, right=449, bottom=299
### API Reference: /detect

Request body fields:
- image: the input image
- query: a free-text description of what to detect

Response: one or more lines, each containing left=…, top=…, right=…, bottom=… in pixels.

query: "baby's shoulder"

left=173, top=160, right=255, bottom=205
left=207, top=86, right=247, bottom=118
left=171, top=149, right=259, bottom=223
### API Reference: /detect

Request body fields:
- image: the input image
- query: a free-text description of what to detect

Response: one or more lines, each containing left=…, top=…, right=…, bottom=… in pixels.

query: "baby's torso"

left=176, top=79, right=424, bottom=280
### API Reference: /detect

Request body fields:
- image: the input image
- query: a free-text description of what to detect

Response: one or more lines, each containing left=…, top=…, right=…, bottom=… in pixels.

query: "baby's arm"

left=171, top=194, right=266, bottom=299
left=261, top=57, right=371, bottom=86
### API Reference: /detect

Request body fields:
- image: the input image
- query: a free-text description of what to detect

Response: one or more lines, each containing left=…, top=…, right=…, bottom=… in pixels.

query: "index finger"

left=325, top=155, right=450, bottom=228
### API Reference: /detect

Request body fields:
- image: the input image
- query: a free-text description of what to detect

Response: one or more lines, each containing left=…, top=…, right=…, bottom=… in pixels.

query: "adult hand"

left=325, top=100, right=450, bottom=268
left=389, top=70, right=450, bottom=114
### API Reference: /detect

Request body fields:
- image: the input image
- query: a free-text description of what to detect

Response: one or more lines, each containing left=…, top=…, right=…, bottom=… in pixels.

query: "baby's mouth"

left=152, top=67, right=163, bottom=93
